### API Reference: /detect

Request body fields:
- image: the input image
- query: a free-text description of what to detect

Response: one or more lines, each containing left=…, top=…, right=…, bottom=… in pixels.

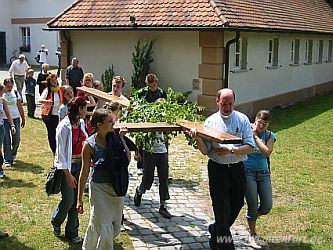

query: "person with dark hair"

left=77, top=108, right=130, bottom=249
left=51, top=96, right=88, bottom=244
left=2, top=78, right=25, bottom=167
left=39, top=74, right=62, bottom=155
left=135, top=73, right=167, bottom=175
left=0, top=83, right=16, bottom=178
left=36, top=63, right=50, bottom=95
left=245, top=110, right=276, bottom=249
left=189, top=88, right=255, bottom=249
left=65, top=57, right=84, bottom=95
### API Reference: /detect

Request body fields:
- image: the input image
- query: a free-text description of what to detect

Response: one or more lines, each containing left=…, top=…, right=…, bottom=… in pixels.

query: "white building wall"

left=69, top=30, right=201, bottom=100
left=0, top=0, right=73, bottom=66
left=226, top=31, right=333, bottom=105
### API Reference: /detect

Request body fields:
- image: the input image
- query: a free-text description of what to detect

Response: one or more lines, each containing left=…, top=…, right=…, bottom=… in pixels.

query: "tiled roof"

left=215, top=0, right=333, bottom=33
left=48, top=0, right=333, bottom=34
left=47, top=0, right=225, bottom=28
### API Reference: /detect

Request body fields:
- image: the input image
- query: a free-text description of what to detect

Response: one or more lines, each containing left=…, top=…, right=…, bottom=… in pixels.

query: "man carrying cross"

left=190, top=88, right=255, bottom=250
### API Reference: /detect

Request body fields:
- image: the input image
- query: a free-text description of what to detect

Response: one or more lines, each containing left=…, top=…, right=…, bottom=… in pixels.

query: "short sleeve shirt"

left=204, top=111, right=255, bottom=164
left=2, top=91, right=21, bottom=119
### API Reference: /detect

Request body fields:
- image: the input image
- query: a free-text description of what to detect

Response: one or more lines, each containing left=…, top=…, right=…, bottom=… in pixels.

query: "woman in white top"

left=2, top=78, right=25, bottom=167
left=40, top=73, right=62, bottom=155
left=0, top=82, right=16, bottom=177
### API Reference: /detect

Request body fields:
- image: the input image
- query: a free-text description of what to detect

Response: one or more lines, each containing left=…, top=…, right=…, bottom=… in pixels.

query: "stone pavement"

left=0, top=66, right=252, bottom=249
left=123, top=141, right=252, bottom=249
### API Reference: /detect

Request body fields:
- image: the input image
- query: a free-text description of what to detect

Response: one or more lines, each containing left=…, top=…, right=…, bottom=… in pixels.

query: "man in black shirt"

left=65, top=57, right=84, bottom=95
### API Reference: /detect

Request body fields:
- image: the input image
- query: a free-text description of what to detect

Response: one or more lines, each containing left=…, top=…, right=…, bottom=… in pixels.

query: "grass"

left=0, top=92, right=332, bottom=249
left=239, top=93, right=333, bottom=249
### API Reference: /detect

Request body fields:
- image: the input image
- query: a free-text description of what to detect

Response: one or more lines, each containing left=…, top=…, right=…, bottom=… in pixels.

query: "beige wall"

left=68, top=30, right=201, bottom=100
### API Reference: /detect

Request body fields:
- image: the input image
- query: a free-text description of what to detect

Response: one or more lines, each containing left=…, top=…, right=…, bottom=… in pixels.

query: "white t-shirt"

left=40, top=88, right=61, bottom=115
left=39, top=49, right=48, bottom=63
left=2, top=90, right=21, bottom=119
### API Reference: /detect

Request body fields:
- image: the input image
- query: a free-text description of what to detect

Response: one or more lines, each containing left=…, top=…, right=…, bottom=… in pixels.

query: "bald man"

left=190, top=88, right=255, bottom=249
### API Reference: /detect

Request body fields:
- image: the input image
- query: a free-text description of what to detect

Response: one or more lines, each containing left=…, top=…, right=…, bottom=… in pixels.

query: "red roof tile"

left=48, top=0, right=333, bottom=34
left=48, top=0, right=224, bottom=28
left=215, top=0, right=333, bottom=33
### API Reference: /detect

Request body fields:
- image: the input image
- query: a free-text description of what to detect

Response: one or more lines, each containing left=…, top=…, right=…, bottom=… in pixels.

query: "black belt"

left=209, top=159, right=243, bottom=168
left=14, top=75, right=25, bottom=77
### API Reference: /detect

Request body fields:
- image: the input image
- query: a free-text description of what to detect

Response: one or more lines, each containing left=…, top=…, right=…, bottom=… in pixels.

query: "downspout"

left=224, top=30, right=240, bottom=88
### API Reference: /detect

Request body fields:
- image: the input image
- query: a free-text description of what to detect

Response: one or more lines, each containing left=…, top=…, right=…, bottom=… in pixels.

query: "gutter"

left=224, top=30, right=240, bottom=88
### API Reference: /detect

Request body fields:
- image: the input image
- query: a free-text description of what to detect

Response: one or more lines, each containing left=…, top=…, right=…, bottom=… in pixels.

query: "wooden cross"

left=78, top=87, right=242, bottom=144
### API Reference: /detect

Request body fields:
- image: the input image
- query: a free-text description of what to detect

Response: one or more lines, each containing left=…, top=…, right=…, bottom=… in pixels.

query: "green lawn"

left=240, top=93, right=333, bottom=249
left=0, top=93, right=332, bottom=249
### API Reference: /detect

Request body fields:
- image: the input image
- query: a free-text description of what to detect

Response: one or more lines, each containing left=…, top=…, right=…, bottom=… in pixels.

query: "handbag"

left=45, top=166, right=64, bottom=196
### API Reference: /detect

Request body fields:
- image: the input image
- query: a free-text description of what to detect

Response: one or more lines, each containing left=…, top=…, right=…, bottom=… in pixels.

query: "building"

left=0, top=0, right=74, bottom=67
left=47, top=0, right=333, bottom=115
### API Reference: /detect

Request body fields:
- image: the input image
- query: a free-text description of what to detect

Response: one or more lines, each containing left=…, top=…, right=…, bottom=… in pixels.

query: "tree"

left=131, top=39, right=156, bottom=90
left=101, top=64, right=115, bottom=92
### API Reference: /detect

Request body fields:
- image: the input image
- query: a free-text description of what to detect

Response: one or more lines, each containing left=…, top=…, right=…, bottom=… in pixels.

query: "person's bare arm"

left=2, top=99, right=16, bottom=134
left=77, top=142, right=93, bottom=214
left=17, top=99, right=25, bottom=128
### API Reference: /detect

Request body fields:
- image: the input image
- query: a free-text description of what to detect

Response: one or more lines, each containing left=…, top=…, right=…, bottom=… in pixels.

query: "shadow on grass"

left=0, top=236, right=35, bottom=249
left=269, top=93, right=333, bottom=133
left=11, top=160, right=44, bottom=174
left=266, top=242, right=313, bottom=249
left=54, top=235, right=82, bottom=250
left=0, top=176, right=36, bottom=188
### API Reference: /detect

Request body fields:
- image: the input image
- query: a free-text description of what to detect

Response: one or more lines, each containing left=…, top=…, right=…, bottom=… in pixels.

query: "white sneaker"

left=249, top=234, right=262, bottom=249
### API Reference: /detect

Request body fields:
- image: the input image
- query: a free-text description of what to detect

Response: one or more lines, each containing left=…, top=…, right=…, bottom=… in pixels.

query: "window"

left=328, top=40, right=332, bottom=63
left=305, top=40, right=313, bottom=64
left=290, top=39, right=300, bottom=65
left=233, top=37, right=247, bottom=70
left=20, top=27, right=31, bottom=52
left=268, top=38, right=279, bottom=67
left=317, top=40, right=323, bottom=63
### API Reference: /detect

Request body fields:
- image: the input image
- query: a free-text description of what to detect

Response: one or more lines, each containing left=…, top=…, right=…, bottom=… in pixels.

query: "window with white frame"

left=268, top=38, right=279, bottom=67
left=327, top=40, right=332, bottom=63
left=305, top=39, right=313, bottom=64
left=317, top=40, right=323, bottom=63
left=234, top=37, right=248, bottom=70
left=20, top=27, right=31, bottom=51
left=290, top=39, right=300, bottom=65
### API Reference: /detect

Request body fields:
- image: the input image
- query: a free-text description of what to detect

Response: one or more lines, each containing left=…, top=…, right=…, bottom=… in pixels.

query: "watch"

left=230, top=147, right=235, bottom=154
left=11, top=125, right=15, bottom=128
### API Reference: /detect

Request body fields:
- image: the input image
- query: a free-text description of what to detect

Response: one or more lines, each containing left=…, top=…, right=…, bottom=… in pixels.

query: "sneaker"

left=159, top=206, right=172, bottom=219
left=67, top=236, right=83, bottom=244
left=134, top=187, right=142, bottom=207
left=0, top=231, right=9, bottom=238
left=0, top=171, right=5, bottom=178
left=249, top=234, right=262, bottom=249
left=52, top=225, right=61, bottom=237
left=4, top=163, right=11, bottom=168
left=137, top=168, right=144, bottom=175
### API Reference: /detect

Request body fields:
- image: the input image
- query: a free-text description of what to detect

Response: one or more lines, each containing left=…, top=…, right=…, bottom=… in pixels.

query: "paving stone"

left=179, top=236, right=196, bottom=244
left=188, top=242, right=204, bottom=249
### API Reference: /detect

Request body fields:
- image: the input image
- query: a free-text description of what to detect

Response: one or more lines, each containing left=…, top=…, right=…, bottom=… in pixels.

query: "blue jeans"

left=3, top=118, right=21, bottom=165
left=245, top=169, right=272, bottom=221
left=0, top=125, right=5, bottom=173
left=51, top=163, right=81, bottom=238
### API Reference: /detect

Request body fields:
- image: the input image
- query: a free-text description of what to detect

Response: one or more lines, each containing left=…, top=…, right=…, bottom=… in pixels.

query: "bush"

left=101, top=65, right=115, bottom=92
left=120, top=88, right=204, bottom=150
left=131, top=39, right=156, bottom=90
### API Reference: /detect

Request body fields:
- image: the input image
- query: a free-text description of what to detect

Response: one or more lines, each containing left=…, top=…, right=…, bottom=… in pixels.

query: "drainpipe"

left=224, top=30, right=240, bottom=88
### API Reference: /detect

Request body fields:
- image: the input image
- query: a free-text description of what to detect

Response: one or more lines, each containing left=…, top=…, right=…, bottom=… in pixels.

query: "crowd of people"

left=1, top=54, right=276, bottom=250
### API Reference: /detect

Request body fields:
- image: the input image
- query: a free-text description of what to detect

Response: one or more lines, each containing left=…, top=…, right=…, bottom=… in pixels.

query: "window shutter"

left=241, top=38, right=247, bottom=69
left=294, top=39, right=300, bottom=64
left=273, top=38, right=279, bottom=66
left=308, top=40, right=313, bottom=63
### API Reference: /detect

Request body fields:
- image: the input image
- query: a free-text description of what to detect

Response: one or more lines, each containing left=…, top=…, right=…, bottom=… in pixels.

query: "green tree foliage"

left=131, top=39, right=156, bottom=90
left=101, top=64, right=115, bottom=92
left=120, top=88, right=205, bottom=150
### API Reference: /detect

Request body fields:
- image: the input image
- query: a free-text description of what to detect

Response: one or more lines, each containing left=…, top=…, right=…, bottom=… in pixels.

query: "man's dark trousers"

left=208, top=160, right=246, bottom=249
